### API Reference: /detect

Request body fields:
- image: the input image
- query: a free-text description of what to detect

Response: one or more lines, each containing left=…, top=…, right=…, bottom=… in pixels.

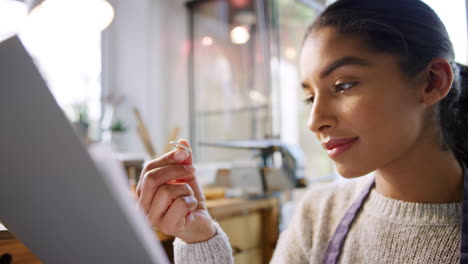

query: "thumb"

left=176, top=139, right=193, bottom=165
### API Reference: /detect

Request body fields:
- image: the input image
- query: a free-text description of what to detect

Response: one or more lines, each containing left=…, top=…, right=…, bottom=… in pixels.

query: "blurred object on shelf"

left=133, top=108, right=157, bottom=158
left=101, top=91, right=126, bottom=150
left=192, top=162, right=220, bottom=184
left=102, top=119, right=127, bottom=151
left=203, top=187, right=226, bottom=200
left=101, top=91, right=125, bottom=132
left=109, top=119, right=126, bottom=132
left=211, top=167, right=259, bottom=197
left=128, top=166, right=138, bottom=200
left=201, top=140, right=306, bottom=195
left=213, top=168, right=232, bottom=187
left=262, top=167, right=293, bottom=192
left=230, top=166, right=264, bottom=196
left=71, top=102, right=90, bottom=144
left=113, top=152, right=145, bottom=186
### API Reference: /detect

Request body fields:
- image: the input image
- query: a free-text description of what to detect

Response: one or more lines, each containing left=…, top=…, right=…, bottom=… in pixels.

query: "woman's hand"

left=136, top=139, right=216, bottom=243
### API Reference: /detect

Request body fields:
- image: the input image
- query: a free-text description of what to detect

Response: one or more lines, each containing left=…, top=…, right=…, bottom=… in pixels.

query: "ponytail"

left=445, top=63, right=468, bottom=165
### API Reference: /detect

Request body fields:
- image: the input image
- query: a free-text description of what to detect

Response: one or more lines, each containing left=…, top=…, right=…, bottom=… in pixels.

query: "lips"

left=322, top=137, right=358, bottom=158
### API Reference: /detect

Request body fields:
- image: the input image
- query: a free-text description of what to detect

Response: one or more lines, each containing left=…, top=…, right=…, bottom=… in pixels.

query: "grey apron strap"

left=322, top=162, right=468, bottom=264
left=460, top=162, right=468, bottom=263
left=322, top=178, right=375, bottom=264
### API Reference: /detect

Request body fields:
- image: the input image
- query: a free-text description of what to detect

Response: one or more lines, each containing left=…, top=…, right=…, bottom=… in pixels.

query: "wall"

left=102, top=0, right=190, bottom=157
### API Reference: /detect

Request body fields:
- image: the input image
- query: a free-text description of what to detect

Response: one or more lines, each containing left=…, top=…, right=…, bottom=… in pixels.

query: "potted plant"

left=71, top=103, right=90, bottom=144
left=102, top=119, right=127, bottom=151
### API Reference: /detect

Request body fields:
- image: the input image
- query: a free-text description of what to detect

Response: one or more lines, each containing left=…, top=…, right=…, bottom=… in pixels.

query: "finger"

left=157, top=196, right=198, bottom=235
left=138, top=165, right=195, bottom=213
left=137, top=162, right=195, bottom=197
left=136, top=151, right=175, bottom=198
left=182, top=177, right=206, bottom=208
left=138, top=148, right=192, bottom=185
left=147, top=183, right=195, bottom=224
left=137, top=139, right=194, bottom=196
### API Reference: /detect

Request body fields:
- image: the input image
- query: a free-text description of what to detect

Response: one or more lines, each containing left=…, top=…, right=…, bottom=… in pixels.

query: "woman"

left=136, top=0, right=468, bottom=263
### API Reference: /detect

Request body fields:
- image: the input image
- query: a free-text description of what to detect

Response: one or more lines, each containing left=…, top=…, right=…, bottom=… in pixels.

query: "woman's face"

left=300, top=27, right=428, bottom=177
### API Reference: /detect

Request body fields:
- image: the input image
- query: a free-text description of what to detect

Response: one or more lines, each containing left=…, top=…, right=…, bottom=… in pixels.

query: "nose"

left=307, top=95, right=338, bottom=133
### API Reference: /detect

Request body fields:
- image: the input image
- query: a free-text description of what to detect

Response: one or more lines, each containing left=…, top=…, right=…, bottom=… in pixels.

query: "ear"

left=420, top=58, right=453, bottom=105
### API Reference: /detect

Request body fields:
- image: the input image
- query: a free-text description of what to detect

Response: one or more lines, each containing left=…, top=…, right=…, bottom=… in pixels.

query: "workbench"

left=0, top=197, right=279, bottom=264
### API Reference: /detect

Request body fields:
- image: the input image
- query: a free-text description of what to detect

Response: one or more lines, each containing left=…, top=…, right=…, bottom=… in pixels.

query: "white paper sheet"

left=0, top=35, right=169, bottom=264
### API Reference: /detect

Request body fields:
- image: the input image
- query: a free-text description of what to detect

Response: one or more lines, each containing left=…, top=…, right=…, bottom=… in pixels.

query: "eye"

left=335, top=81, right=358, bottom=93
left=304, top=96, right=315, bottom=105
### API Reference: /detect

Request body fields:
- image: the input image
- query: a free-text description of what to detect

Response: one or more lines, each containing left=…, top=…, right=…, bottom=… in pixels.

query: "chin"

left=335, top=163, right=373, bottom=179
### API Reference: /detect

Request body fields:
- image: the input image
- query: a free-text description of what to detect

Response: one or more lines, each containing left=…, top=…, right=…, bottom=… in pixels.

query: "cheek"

left=336, top=88, right=423, bottom=176
left=343, top=81, right=421, bottom=138
left=338, top=96, right=382, bottom=135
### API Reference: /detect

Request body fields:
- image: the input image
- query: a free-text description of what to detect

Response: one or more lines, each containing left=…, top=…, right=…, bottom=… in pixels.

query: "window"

left=1, top=0, right=114, bottom=142
left=277, top=0, right=331, bottom=182
left=187, top=0, right=297, bottom=162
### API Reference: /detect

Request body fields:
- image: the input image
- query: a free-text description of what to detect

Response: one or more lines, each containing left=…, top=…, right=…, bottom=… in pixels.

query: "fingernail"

left=183, top=165, right=195, bottom=172
left=183, top=196, right=197, bottom=208
left=174, top=150, right=190, bottom=161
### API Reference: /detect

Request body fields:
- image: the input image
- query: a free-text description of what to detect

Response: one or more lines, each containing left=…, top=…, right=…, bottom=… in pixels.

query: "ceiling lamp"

left=230, top=25, right=250, bottom=45
left=0, top=0, right=28, bottom=41
left=29, top=0, right=114, bottom=33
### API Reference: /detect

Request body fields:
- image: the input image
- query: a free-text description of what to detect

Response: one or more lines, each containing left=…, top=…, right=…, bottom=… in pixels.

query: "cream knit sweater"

left=174, top=176, right=461, bottom=263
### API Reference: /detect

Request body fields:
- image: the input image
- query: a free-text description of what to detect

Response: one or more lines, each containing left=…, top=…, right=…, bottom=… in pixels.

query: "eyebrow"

left=302, top=56, right=373, bottom=90
left=320, top=56, right=373, bottom=79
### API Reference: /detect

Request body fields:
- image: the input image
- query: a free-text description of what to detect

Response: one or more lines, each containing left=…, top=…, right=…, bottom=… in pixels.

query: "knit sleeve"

left=269, top=196, right=312, bottom=264
left=173, top=222, right=233, bottom=264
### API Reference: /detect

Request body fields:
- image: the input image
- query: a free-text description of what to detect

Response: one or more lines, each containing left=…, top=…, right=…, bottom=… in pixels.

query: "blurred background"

left=0, top=0, right=467, bottom=263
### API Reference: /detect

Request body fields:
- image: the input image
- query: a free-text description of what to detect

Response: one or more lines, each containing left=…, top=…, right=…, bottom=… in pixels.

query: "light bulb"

left=230, top=26, right=250, bottom=44
left=28, top=0, right=114, bottom=33
left=201, top=36, right=213, bottom=46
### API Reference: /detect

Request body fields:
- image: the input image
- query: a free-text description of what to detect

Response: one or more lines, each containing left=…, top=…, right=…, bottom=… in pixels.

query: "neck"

left=374, top=136, right=463, bottom=203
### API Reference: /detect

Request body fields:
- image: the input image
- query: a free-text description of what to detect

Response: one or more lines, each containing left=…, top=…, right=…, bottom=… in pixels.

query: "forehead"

left=300, top=27, right=376, bottom=80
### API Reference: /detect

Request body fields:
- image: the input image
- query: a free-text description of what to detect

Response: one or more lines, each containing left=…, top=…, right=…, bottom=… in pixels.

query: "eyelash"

left=335, top=81, right=358, bottom=93
left=303, top=81, right=358, bottom=105
left=304, top=97, right=314, bottom=105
